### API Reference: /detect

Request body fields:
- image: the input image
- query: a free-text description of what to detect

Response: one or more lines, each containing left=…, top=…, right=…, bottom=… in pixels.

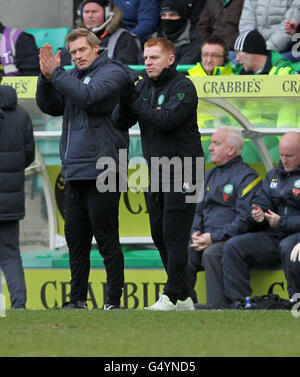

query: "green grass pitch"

left=1, top=309, right=300, bottom=357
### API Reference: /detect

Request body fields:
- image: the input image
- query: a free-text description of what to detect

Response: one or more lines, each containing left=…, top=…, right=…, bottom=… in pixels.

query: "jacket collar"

left=216, top=155, right=242, bottom=169
left=74, top=50, right=109, bottom=77
left=276, top=161, right=300, bottom=176
left=143, top=61, right=178, bottom=85
left=189, top=61, right=233, bottom=76
left=259, top=52, right=273, bottom=74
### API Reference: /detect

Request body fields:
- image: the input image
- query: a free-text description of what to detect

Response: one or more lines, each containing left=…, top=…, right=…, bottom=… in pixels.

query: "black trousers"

left=147, top=190, right=196, bottom=302
left=188, top=241, right=231, bottom=306
left=0, top=221, right=26, bottom=308
left=64, top=180, right=124, bottom=306
left=222, top=232, right=281, bottom=302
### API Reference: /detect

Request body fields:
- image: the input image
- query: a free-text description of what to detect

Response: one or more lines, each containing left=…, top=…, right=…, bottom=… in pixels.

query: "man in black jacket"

left=117, top=37, right=204, bottom=310
left=0, top=82, right=35, bottom=309
left=36, top=28, right=133, bottom=310
left=188, top=127, right=261, bottom=309
left=222, top=131, right=300, bottom=304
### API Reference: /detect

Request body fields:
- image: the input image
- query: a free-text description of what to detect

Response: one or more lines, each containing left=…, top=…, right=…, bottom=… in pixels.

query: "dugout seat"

left=25, top=27, right=71, bottom=53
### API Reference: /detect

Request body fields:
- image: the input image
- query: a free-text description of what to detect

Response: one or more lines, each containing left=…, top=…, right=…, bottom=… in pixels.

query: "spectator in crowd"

left=188, top=37, right=234, bottom=76
left=187, top=38, right=235, bottom=133
left=234, top=29, right=300, bottom=75
left=185, top=0, right=207, bottom=29
left=233, top=30, right=300, bottom=165
left=0, top=72, right=35, bottom=309
left=239, top=0, right=300, bottom=53
left=74, top=0, right=83, bottom=26
left=115, top=37, right=204, bottom=310
left=188, top=38, right=235, bottom=131
left=36, top=28, right=134, bottom=310
left=112, top=0, right=161, bottom=42
left=188, top=127, right=261, bottom=309
left=61, top=0, right=141, bottom=66
left=0, top=21, right=40, bottom=76
left=283, top=19, right=300, bottom=62
left=284, top=19, right=300, bottom=36
left=196, top=0, right=244, bottom=52
left=222, top=131, right=300, bottom=306
left=152, top=0, right=203, bottom=65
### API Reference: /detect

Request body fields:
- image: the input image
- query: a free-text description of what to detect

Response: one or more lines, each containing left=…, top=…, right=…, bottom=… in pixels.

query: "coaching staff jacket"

left=191, top=156, right=262, bottom=243
left=36, top=50, right=132, bottom=181
left=250, top=161, right=300, bottom=240
left=117, top=62, right=203, bottom=182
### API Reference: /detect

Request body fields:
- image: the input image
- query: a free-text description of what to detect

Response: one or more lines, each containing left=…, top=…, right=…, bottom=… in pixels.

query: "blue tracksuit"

left=222, top=161, right=300, bottom=301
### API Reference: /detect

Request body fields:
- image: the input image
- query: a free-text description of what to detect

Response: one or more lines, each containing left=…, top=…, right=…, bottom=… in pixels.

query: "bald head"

left=279, top=131, right=300, bottom=172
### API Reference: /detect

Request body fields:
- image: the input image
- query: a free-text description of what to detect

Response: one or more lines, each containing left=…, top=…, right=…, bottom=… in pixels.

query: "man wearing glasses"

left=188, top=37, right=234, bottom=76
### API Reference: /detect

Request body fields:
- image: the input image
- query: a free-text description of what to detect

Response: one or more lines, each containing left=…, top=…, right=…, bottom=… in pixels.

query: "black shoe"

left=103, top=303, right=123, bottom=310
left=61, top=301, right=88, bottom=309
left=194, top=303, right=230, bottom=310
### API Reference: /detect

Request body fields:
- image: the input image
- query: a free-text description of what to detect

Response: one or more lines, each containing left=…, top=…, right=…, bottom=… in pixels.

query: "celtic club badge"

left=157, top=94, right=165, bottom=106
left=223, top=184, right=233, bottom=202
left=293, top=179, right=300, bottom=197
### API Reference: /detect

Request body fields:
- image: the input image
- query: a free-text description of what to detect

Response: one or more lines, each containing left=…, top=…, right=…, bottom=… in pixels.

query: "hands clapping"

left=39, top=43, right=61, bottom=80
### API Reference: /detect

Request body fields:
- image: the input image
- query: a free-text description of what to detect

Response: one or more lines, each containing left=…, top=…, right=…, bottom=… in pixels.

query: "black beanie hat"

left=160, top=0, right=188, bottom=19
left=234, top=29, right=268, bottom=55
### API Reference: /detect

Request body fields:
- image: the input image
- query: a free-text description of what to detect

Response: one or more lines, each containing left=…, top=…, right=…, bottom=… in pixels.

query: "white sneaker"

left=144, top=293, right=178, bottom=311
left=176, top=297, right=195, bottom=311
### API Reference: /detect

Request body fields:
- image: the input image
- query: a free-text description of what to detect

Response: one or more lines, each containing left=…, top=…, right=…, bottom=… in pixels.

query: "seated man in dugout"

left=187, top=127, right=262, bottom=309
left=222, top=131, right=300, bottom=307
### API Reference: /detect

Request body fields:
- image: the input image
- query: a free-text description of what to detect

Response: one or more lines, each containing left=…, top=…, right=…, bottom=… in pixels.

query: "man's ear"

left=169, top=54, right=175, bottom=65
left=228, top=146, right=237, bottom=158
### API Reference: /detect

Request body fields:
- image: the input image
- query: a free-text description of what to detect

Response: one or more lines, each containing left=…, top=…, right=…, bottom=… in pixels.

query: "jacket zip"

left=150, top=82, right=156, bottom=107
left=64, top=118, right=71, bottom=178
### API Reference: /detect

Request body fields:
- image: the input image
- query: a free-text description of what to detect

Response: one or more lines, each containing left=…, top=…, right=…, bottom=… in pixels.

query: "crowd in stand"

left=3, top=0, right=300, bottom=76
left=2, top=0, right=300, bottom=310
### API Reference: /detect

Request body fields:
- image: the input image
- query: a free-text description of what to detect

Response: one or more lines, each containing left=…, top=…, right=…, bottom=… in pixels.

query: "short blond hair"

left=66, top=28, right=100, bottom=51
